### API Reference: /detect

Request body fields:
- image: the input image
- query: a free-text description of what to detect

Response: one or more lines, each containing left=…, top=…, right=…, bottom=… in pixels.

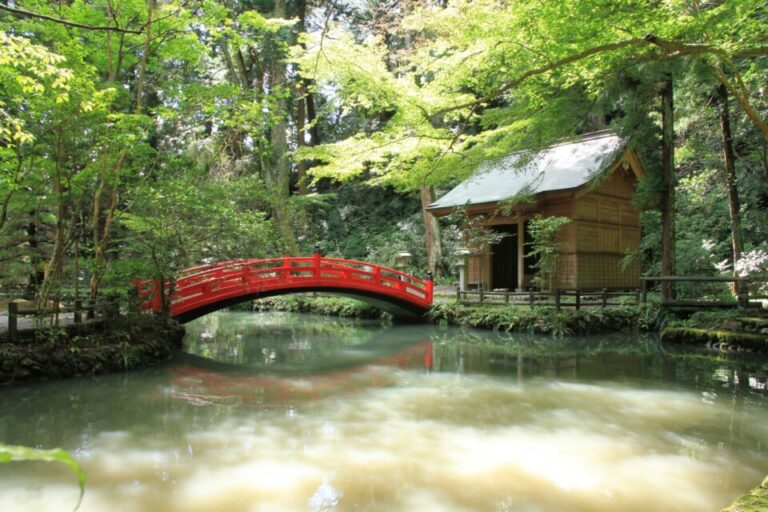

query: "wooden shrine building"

left=428, top=131, right=645, bottom=291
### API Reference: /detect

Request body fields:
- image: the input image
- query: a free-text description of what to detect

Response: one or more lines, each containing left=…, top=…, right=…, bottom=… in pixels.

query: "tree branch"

left=430, top=37, right=649, bottom=118
left=0, top=4, right=143, bottom=34
left=430, top=35, right=768, bottom=120
left=708, top=63, right=768, bottom=142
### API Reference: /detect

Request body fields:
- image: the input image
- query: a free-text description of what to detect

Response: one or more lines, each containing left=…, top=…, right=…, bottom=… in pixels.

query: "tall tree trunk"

left=420, top=187, right=442, bottom=277
left=295, top=0, right=313, bottom=195
left=660, top=78, right=676, bottom=300
left=306, top=91, right=319, bottom=146
left=717, top=83, right=745, bottom=301
left=268, top=0, right=299, bottom=253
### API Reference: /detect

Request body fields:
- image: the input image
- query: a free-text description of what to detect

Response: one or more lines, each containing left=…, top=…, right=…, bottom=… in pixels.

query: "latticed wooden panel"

left=555, top=253, right=578, bottom=289
left=575, top=254, right=641, bottom=289
left=468, top=252, right=492, bottom=289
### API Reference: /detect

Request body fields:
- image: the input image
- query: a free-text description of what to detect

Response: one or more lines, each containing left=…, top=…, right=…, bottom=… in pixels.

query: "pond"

left=1, top=310, right=767, bottom=512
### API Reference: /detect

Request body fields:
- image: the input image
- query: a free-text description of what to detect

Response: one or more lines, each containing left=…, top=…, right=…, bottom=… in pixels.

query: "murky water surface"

left=1, top=311, right=768, bottom=512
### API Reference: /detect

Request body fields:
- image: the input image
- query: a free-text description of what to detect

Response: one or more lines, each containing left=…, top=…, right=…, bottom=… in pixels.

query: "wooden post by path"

left=555, top=289, right=561, bottom=311
left=8, top=301, right=18, bottom=342
left=601, top=288, right=608, bottom=308
left=575, top=289, right=581, bottom=311
left=74, top=299, right=82, bottom=324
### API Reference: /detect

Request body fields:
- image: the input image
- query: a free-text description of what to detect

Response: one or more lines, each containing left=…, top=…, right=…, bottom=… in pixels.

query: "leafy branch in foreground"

left=0, top=444, right=85, bottom=510
left=0, top=4, right=144, bottom=34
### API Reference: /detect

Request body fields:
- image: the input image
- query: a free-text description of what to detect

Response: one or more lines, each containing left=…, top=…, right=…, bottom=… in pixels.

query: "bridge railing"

left=135, top=254, right=434, bottom=316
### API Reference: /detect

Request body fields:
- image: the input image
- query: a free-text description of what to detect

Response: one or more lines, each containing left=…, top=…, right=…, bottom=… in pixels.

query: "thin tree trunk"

left=26, top=213, right=44, bottom=298
left=38, top=155, right=72, bottom=311
left=135, top=0, right=154, bottom=112
left=717, top=83, right=745, bottom=301
left=296, top=94, right=308, bottom=194
left=420, top=187, right=442, bottom=276
left=660, top=78, right=676, bottom=301
left=89, top=154, right=125, bottom=300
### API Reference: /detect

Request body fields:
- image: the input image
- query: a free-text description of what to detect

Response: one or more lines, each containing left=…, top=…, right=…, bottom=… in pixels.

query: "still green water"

left=1, top=310, right=767, bottom=512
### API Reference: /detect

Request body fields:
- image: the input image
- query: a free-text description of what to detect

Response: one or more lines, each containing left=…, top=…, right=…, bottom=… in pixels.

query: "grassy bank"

left=0, top=316, right=185, bottom=384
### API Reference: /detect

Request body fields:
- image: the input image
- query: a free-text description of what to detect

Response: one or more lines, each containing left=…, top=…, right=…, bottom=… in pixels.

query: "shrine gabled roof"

left=428, top=131, right=625, bottom=212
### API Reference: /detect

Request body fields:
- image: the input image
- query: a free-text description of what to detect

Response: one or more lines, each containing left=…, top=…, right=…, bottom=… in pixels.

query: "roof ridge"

left=502, top=130, right=619, bottom=158
left=550, top=130, right=618, bottom=148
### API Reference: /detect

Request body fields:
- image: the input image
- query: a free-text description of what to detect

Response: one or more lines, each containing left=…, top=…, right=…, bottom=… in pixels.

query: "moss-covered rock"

left=721, top=476, right=768, bottom=512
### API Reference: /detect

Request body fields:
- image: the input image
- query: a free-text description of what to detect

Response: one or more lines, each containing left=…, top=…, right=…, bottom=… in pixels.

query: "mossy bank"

left=428, top=302, right=662, bottom=336
left=721, top=475, right=768, bottom=512
left=0, top=317, right=185, bottom=385
left=254, top=295, right=663, bottom=335
left=663, top=310, right=768, bottom=353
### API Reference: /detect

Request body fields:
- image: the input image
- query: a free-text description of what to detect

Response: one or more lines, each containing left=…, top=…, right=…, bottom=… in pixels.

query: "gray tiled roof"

left=428, top=131, right=624, bottom=211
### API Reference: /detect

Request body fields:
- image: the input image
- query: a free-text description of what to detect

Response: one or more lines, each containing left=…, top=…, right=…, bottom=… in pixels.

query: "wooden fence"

left=640, top=276, right=767, bottom=310
left=4, top=299, right=117, bottom=343
left=454, top=275, right=767, bottom=311
left=455, top=288, right=641, bottom=310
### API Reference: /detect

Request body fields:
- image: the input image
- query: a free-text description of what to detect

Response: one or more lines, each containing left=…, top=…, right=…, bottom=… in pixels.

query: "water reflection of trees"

left=184, top=311, right=384, bottom=367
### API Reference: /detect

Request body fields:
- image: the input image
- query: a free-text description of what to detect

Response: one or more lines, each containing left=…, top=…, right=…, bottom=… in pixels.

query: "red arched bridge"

left=135, top=254, right=433, bottom=323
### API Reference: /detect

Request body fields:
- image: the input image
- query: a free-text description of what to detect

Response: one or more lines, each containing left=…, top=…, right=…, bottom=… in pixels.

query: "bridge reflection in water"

left=171, top=340, right=433, bottom=407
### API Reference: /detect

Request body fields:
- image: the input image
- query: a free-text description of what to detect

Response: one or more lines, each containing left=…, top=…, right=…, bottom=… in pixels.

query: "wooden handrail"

left=640, top=275, right=768, bottom=282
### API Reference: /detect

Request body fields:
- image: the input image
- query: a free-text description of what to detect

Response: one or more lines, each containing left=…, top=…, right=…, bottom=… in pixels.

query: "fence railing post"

left=505, top=290, right=510, bottom=304
left=528, top=289, right=534, bottom=309
left=8, top=301, right=18, bottom=343
left=575, top=289, right=581, bottom=311
left=736, top=278, right=750, bottom=308
left=74, top=299, right=82, bottom=324
left=601, top=288, right=608, bottom=308
left=479, top=288, right=484, bottom=304
left=555, top=289, right=561, bottom=311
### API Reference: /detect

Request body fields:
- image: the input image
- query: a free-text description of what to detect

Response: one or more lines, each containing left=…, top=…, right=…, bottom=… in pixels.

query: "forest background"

left=1, top=0, right=767, bottom=308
